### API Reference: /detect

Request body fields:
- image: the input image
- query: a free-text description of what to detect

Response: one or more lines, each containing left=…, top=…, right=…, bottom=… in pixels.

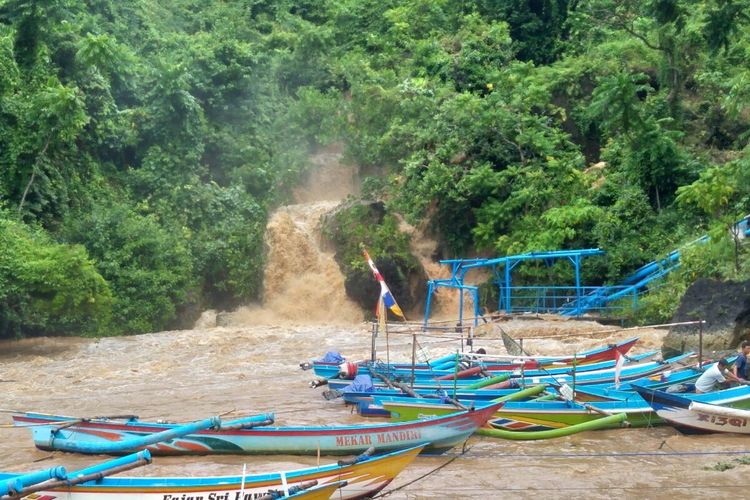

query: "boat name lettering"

left=335, top=434, right=373, bottom=447
left=696, top=413, right=748, bottom=427
left=375, top=429, right=422, bottom=444
left=161, top=492, right=278, bottom=500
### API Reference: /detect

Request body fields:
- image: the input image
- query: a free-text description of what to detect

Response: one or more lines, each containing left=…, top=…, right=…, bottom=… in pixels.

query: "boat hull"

left=634, top=385, right=750, bottom=434
left=326, top=353, right=693, bottom=392
left=380, top=399, right=660, bottom=430
left=15, top=406, right=500, bottom=456
left=312, top=338, right=640, bottom=378
left=0, top=446, right=422, bottom=500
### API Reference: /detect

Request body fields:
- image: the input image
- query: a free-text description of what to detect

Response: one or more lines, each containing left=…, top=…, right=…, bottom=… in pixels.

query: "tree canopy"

left=1, top=0, right=748, bottom=337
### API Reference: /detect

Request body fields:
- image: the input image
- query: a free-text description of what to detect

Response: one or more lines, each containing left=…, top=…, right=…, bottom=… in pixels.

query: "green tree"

left=76, top=32, right=121, bottom=76
left=0, top=214, right=111, bottom=338
left=587, top=71, right=653, bottom=135
left=676, top=157, right=749, bottom=272
left=703, top=0, right=750, bottom=54
left=62, top=202, right=196, bottom=334
left=18, top=79, right=89, bottom=209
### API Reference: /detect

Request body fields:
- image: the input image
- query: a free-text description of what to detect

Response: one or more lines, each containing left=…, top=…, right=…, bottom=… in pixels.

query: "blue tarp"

left=340, top=375, right=374, bottom=394
left=317, top=351, right=345, bottom=364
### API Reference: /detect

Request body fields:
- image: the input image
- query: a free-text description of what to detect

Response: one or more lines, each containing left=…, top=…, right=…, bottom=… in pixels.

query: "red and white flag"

left=363, top=248, right=405, bottom=320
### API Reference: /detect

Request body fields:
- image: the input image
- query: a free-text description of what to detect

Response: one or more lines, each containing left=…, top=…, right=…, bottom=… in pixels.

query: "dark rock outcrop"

left=343, top=254, right=428, bottom=320
left=321, top=200, right=428, bottom=319
left=662, top=278, right=750, bottom=358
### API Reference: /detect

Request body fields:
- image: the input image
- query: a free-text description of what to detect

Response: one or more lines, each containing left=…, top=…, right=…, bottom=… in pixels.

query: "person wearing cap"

left=695, top=358, right=749, bottom=393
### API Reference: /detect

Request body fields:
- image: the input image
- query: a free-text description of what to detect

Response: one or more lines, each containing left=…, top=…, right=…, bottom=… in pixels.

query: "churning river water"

left=1, top=322, right=749, bottom=499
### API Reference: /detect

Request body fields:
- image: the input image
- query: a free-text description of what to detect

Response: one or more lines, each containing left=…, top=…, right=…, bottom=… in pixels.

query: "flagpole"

left=411, top=333, right=417, bottom=391
left=379, top=297, right=390, bottom=369
left=385, top=319, right=390, bottom=369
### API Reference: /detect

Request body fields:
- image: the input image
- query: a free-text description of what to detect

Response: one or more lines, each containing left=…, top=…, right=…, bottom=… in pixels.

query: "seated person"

left=695, top=358, right=748, bottom=393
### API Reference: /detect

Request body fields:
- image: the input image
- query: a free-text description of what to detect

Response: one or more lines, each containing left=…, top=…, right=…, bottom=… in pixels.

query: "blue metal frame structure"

left=423, top=249, right=604, bottom=327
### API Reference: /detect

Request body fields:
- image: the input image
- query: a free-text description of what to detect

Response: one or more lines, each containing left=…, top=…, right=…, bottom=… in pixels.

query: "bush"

left=0, top=215, right=111, bottom=338
left=62, top=202, right=196, bottom=334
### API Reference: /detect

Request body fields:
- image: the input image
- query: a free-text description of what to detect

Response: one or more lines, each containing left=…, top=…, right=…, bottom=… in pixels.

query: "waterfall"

left=227, top=146, right=363, bottom=326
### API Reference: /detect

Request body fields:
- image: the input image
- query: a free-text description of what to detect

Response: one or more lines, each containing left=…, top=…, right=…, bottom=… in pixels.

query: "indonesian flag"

left=363, top=248, right=405, bottom=319
left=614, top=350, right=625, bottom=389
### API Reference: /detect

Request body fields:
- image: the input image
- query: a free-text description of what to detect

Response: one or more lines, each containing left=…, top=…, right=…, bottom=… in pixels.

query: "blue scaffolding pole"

left=423, top=259, right=483, bottom=328
left=423, top=249, right=605, bottom=326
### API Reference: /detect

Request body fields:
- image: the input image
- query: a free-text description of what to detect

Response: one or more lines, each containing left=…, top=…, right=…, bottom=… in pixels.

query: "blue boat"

left=310, top=338, right=642, bottom=378
left=324, top=352, right=694, bottom=392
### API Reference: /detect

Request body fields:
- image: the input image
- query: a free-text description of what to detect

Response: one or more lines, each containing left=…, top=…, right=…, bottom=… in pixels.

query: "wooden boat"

left=327, top=350, right=657, bottom=383
left=376, top=375, right=750, bottom=431
left=310, top=337, right=640, bottom=378
left=0, top=445, right=423, bottom=499
left=634, top=385, right=750, bottom=434
left=573, top=358, right=741, bottom=402
left=325, top=352, right=694, bottom=392
left=568, top=368, right=703, bottom=402
left=279, top=480, right=348, bottom=499
left=476, top=412, right=628, bottom=440
left=380, top=396, right=660, bottom=430
left=357, top=384, right=547, bottom=418
left=14, top=404, right=501, bottom=456
left=267, top=480, right=347, bottom=499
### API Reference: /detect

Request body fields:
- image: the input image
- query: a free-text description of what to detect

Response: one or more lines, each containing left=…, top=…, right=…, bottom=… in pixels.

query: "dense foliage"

left=1, top=0, right=748, bottom=336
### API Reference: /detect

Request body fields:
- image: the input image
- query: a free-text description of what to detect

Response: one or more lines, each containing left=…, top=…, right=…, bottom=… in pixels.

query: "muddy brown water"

left=1, top=323, right=749, bottom=499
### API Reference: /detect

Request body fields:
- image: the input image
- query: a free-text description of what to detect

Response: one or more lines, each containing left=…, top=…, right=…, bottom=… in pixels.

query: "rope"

left=513, top=320, right=705, bottom=341
left=431, top=485, right=750, bottom=492
left=442, top=449, right=750, bottom=459
left=0, top=373, right=283, bottom=404
left=373, top=442, right=473, bottom=498
left=0, top=408, right=27, bottom=414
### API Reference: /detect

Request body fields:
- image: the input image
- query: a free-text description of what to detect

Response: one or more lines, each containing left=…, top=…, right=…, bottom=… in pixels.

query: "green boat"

left=377, top=383, right=750, bottom=432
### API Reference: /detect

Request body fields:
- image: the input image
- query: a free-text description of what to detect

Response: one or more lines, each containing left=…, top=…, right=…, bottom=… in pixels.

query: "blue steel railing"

left=498, top=285, right=644, bottom=316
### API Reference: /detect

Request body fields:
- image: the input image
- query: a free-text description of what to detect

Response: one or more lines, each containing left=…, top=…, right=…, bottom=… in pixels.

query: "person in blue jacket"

left=734, top=340, right=750, bottom=381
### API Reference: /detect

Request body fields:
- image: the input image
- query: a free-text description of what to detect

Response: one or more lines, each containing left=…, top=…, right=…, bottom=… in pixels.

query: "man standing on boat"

left=695, top=358, right=749, bottom=393
left=734, top=341, right=750, bottom=381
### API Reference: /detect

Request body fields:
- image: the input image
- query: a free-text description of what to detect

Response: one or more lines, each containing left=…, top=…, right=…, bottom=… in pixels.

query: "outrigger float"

left=0, top=444, right=423, bottom=499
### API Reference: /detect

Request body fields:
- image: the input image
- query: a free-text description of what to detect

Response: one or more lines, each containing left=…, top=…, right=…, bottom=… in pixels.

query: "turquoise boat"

left=310, top=337, right=641, bottom=378
left=325, top=352, right=694, bottom=392
left=14, top=404, right=501, bottom=456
